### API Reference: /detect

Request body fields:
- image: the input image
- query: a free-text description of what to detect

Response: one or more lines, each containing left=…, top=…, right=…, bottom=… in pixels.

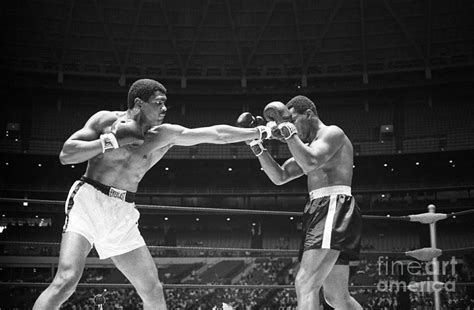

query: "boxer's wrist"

left=249, top=139, right=266, bottom=156
left=278, top=122, right=297, bottom=140
left=100, top=133, right=119, bottom=152
left=256, top=125, right=272, bottom=141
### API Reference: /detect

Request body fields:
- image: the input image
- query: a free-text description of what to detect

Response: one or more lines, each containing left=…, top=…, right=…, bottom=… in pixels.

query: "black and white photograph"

left=1, top=0, right=473, bottom=309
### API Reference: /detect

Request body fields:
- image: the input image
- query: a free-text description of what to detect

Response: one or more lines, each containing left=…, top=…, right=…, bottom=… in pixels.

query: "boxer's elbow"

left=300, top=159, right=319, bottom=175
left=59, top=150, right=74, bottom=165
left=59, top=142, right=80, bottom=165
left=271, top=178, right=286, bottom=186
left=268, top=173, right=288, bottom=186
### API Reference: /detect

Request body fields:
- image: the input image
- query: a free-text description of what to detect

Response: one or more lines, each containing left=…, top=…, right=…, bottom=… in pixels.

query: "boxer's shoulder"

left=145, top=123, right=184, bottom=149
left=88, top=110, right=125, bottom=131
left=321, top=125, right=344, bottom=137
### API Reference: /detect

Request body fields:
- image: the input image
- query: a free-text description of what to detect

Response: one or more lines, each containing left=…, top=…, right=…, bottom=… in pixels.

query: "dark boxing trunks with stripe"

left=299, top=186, right=362, bottom=265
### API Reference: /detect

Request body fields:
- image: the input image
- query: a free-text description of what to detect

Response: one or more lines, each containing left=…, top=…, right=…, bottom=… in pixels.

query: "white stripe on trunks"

left=322, top=194, right=337, bottom=249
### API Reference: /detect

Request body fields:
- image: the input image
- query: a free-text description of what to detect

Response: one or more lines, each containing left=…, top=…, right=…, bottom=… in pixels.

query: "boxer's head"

left=128, top=79, right=167, bottom=123
left=286, top=95, right=319, bottom=143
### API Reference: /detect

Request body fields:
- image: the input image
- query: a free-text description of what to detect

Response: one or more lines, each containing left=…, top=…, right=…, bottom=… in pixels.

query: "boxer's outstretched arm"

left=257, top=154, right=304, bottom=185
left=59, top=111, right=111, bottom=165
left=146, top=123, right=261, bottom=148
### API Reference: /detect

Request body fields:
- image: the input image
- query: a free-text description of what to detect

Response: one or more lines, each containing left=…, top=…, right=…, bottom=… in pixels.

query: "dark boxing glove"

left=236, top=112, right=271, bottom=141
left=263, top=102, right=298, bottom=141
left=236, top=112, right=270, bottom=156
left=263, top=101, right=292, bottom=124
left=236, top=112, right=256, bottom=128
left=278, top=122, right=298, bottom=140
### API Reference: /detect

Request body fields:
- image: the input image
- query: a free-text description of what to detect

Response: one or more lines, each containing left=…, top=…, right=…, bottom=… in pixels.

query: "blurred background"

left=0, top=0, right=473, bottom=308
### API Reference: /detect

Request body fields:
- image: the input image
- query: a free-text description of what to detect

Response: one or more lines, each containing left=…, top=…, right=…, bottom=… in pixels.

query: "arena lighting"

left=37, top=163, right=42, bottom=167
left=416, top=161, right=420, bottom=166
left=228, top=167, right=232, bottom=171
left=252, top=222, right=256, bottom=226
left=195, top=218, right=200, bottom=222
left=71, top=165, right=75, bottom=169
left=35, top=215, right=38, bottom=218
left=384, top=163, right=388, bottom=167
left=165, top=167, right=169, bottom=171
left=1, top=214, right=5, bottom=217
left=449, top=160, right=453, bottom=163
left=5, top=162, right=8, bottom=166
left=164, top=217, right=168, bottom=221
left=289, top=217, right=294, bottom=220
left=452, top=164, right=456, bottom=168
left=226, top=217, right=230, bottom=221
left=381, top=194, right=385, bottom=198
left=23, top=201, right=28, bottom=207
left=391, top=168, right=395, bottom=172
left=260, top=167, right=264, bottom=171
left=353, top=165, right=355, bottom=168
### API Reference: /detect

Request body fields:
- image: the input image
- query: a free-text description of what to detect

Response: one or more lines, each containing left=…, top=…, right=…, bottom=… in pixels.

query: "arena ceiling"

left=2, top=0, right=473, bottom=85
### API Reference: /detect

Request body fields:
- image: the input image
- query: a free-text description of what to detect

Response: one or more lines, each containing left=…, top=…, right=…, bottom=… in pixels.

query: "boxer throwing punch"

left=238, top=96, right=362, bottom=310
left=33, top=79, right=270, bottom=310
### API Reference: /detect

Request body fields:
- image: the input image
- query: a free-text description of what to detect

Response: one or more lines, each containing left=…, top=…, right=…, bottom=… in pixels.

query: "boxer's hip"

left=299, top=185, right=362, bottom=262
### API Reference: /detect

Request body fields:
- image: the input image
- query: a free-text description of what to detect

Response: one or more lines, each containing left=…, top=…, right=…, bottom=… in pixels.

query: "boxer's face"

left=290, top=108, right=312, bottom=143
left=140, top=91, right=167, bottom=124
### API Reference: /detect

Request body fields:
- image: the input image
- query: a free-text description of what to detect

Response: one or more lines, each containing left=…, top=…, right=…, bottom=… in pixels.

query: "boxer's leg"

left=323, top=264, right=362, bottom=310
left=111, top=245, right=167, bottom=310
left=295, top=248, right=339, bottom=310
left=33, top=232, right=92, bottom=310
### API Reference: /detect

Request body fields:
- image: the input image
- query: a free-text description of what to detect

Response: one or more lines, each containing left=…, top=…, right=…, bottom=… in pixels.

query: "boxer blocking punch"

left=254, top=96, right=363, bottom=310
left=33, top=79, right=265, bottom=310
left=236, top=112, right=271, bottom=156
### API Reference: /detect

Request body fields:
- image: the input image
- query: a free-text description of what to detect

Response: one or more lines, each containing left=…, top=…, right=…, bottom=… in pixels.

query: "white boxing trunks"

left=62, top=176, right=146, bottom=259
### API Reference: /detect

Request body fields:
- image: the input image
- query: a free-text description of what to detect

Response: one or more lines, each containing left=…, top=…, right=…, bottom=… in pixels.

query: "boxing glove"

left=100, top=119, right=144, bottom=152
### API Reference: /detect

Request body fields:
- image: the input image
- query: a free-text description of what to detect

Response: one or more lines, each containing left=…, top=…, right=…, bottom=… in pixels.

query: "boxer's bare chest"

left=86, top=139, right=169, bottom=191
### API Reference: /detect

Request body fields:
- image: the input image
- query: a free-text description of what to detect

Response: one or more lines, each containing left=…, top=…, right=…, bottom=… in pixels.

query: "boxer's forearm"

left=59, top=139, right=104, bottom=165
left=285, top=137, right=318, bottom=173
left=202, top=125, right=260, bottom=144
left=257, top=151, right=288, bottom=185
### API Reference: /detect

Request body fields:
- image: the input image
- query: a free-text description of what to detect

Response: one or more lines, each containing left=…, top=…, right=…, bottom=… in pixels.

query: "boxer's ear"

left=134, top=98, right=143, bottom=109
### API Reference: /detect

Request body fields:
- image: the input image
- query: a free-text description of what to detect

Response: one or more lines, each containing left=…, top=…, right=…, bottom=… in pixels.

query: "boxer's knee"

left=325, top=291, right=360, bottom=310
left=136, top=276, right=164, bottom=302
left=49, top=266, right=82, bottom=299
left=295, top=269, right=323, bottom=296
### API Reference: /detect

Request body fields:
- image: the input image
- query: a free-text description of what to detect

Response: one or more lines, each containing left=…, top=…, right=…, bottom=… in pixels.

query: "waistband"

left=80, top=176, right=136, bottom=203
left=309, top=185, right=351, bottom=200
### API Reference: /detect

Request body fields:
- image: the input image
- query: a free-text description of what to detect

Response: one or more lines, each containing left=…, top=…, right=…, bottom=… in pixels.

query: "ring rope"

left=0, top=282, right=473, bottom=289
left=1, top=197, right=473, bottom=220
left=1, top=241, right=473, bottom=257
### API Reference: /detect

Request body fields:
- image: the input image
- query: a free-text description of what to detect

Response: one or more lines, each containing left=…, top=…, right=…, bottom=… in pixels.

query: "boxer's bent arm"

left=59, top=111, right=109, bottom=165
left=147, top=124, right=260, bottom=148
left=285, top=126, right=345, bottom=173
left=258, top=153, right=304, bottom=185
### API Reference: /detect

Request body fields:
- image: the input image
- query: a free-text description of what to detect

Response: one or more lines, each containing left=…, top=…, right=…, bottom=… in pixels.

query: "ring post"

left=428, top=204, right=441, bottom=310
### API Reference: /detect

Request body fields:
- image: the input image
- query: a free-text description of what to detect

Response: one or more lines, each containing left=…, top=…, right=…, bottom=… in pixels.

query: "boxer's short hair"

left=128, top=79, right=167, bottom=109
left=287, top=95, right=318, bottom=117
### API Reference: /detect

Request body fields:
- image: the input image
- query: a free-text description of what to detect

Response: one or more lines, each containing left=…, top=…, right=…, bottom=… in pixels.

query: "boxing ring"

left=1, top=197, right=474, bottom=309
